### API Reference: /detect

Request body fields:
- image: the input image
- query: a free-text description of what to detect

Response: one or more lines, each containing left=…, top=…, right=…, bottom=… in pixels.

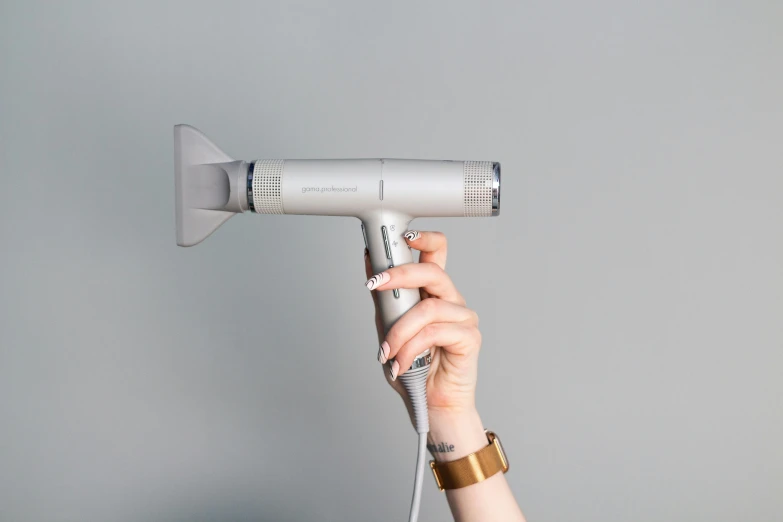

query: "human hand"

left=364, top=230, right=488, bottom=459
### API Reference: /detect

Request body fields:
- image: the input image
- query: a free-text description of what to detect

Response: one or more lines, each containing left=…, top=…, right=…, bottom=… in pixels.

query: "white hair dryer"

left=174, top=124, right=500, bottom=521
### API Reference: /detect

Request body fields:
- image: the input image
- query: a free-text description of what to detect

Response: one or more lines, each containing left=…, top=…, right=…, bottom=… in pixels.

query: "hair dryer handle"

left=362, top=216, right=424, bottom=343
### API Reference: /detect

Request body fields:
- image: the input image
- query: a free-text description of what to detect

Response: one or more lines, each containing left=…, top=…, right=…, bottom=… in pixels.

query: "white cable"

left=398, top=363, right=431, bottom=522
left=407, top=432, right=428, bottom=522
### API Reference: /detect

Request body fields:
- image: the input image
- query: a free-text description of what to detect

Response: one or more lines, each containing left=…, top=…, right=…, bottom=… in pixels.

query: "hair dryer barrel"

left=175, top=124, right=500, bottom=246
left=250, top=159, right=499, bottom=220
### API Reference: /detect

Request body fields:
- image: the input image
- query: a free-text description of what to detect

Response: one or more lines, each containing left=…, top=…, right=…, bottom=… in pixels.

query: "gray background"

left=1, top=1, right=781, bottom=521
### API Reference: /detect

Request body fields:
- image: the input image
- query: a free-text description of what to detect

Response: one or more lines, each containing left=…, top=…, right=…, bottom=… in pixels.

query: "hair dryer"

left=174, top=124, right=500, bottom=521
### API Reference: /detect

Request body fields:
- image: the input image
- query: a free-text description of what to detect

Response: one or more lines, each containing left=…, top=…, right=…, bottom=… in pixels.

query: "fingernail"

left=364, top=248, right=369, bottom=260
left=365, top=272, right=390, bottom=290
left=388, top=359, right=400, bottom=381
left=404, top=230, right=421, bottom=241
left=378, top=341, right=390, bottom=364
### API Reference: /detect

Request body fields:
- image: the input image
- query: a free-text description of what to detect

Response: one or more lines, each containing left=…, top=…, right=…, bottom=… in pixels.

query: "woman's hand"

left=363, top=230, right=488, bottom=459
left=364, top=231, right=527, bottom=521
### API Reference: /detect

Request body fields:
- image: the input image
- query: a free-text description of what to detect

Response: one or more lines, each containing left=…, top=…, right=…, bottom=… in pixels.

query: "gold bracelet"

left=429, top=430, right=509, bottom=491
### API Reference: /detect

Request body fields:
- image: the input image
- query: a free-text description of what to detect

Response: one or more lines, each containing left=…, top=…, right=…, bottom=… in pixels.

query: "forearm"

left=428, top=409, right=526, bottom=522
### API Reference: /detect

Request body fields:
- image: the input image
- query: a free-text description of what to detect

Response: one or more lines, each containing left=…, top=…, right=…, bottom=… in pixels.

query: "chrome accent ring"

left=409, top=351, right=432, bottom=370
left=492, top=162, right=501, bottom=216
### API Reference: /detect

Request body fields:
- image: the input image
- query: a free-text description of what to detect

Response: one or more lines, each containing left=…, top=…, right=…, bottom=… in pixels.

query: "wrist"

left=427, top=407, right=488, bottom=462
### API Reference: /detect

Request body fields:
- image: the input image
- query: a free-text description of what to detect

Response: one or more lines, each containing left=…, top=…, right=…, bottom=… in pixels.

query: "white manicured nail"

left=378, top=341, right=390, bottom=364
left=404, top=230, right=421, bottom=241
left=388, top=360, right=400, bottom=381
left=365, top=272, right=390, bottom=290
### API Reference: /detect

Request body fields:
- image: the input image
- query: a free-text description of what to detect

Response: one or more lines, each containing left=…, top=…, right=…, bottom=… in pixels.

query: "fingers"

left=365, top=262, right=465, bottom=306
left=404, top=230, right=448, bottom=270
left=379, top=298, right=477, bottom=364
left=387, top=322, right=482, bottom=380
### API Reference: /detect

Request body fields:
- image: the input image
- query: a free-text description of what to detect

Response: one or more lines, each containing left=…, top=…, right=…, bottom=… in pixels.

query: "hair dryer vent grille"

left=463, top=161, right=494, bottom=217
left=252, top=160, right=285, bottom=214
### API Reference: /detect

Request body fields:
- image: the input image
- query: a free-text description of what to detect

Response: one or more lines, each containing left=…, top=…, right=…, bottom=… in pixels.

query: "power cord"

left=397, top=362, right=431, bottom=522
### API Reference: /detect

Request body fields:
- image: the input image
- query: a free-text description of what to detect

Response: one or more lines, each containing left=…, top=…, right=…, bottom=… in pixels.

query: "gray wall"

left=1, top=1, right=781, bottom=521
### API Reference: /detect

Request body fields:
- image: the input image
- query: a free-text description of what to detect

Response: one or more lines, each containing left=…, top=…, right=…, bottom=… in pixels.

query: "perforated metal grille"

left=463, top=161, right=493, bottom=217
left=252, top=160, right=285, bottom=214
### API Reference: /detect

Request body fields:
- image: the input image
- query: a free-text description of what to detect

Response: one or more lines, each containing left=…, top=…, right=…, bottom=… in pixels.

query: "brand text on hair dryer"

left=301, top=185, right=358, bottom=194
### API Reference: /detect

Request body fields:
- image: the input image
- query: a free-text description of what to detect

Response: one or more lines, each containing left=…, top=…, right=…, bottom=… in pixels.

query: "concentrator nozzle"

left=174, top=124, right=249, bottom=246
